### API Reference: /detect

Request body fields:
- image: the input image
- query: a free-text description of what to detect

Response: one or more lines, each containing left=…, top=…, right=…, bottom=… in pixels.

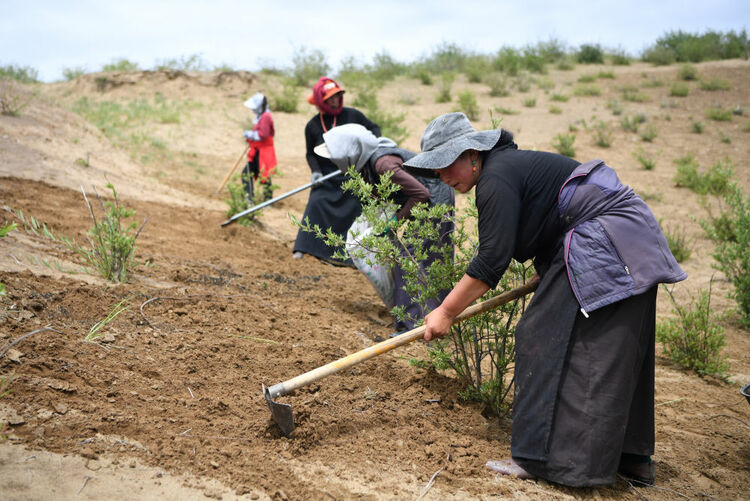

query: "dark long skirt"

left=293, top=174, right=359, bottom=265
left=513, top=263, right=657, bottom=486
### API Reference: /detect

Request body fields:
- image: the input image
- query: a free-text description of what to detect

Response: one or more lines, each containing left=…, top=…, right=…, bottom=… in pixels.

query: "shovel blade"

left=263, top=384, right=295, bottom=436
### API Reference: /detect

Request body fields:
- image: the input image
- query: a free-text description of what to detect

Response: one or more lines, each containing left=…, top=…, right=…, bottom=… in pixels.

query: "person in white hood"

left=242, top=93, right=276, bottom=201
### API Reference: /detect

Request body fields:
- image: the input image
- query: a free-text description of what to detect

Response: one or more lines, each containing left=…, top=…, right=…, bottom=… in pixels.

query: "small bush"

left=290, top=47, right=330, bottom=87
left=269, top=78, right=300, bottom=113
left=632, top=146, right=656, bottom=170
left=573, top=84, right=601, bottom=96
left=670, top=82, right=690, bottom=97
left=550, top=93, right=569, bottom=102
left=578, top=74, right=596, bottom=83
left=513, top=73, right=532, bottom=93
left=0, top=64, right=39, bottom=83
left=456, top=90, right=479, bottom=120
left=553, top=133, right=576, bottom=157
left=486, top=73, right=510, bottom=97
left=622, top=89, right=651, bottom=103
left=677, top=63, right=699, bottom=81
left=705, top=106, right=733, bottom=122
left=642, top=46, right=676, bottom=66
left=493, top=105, right=519, bottom=116
left=225, top=173, right=260, bottom=227
left=556, top=57, right=575, bottom=71
left=549, top=105, right=562, bottom=114
left=464, top=55, right=491, bottom=83
left=576, top=44, right=604, bottom=64
left=691, top=121, right=704, bottom=133
left=0, top=79, right=34, bottom=116
left=621, top=113, right=647, bottom=132
left=661, top=223, right=692, bottom=262
left=641, top=78, right=665, bottom=88
left=657, top=284, right=729, bottom=379
left=62, top=66, right=86, bottom=81
left=606, top=98, right=623, bottom=116
left=413, top=65, right=433, bottom=85
left=522, top=97, right=536, bottom=108
left=155, top=53, right=208, bottom=71
left=640, top=123, right=658, bottom=142
left=673, top=155, right=734, bottom=195
left=719, top=132, right=731, bottom=144
left=101, top=58, right=139, bottom=72
left=435, top=73, right=454, bottom=103
left=699, top=78, right=732, bottom=91
left=609, top=49, right=631, bottom=65
left=494, top=47, right=522, bottom=76
left=591, top=120, right=612, bottom=147
left=700, top=183, right=750, bottom=327
left=597, top=70, right=615, bottom=79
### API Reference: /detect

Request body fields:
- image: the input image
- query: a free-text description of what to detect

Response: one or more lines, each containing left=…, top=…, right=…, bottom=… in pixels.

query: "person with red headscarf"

left=292, top=76, right=380, bottom=265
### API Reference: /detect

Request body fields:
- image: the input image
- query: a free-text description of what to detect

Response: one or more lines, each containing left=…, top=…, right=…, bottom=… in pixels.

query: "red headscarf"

left=307, top=76, right=345, bottom=116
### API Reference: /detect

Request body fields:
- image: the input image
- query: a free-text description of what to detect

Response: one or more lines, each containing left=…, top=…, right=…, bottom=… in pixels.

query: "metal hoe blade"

left=262, top=384, right=295, bottom=436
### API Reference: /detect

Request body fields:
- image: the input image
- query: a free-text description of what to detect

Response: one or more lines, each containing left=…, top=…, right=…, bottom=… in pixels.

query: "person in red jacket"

left=243, top=93, right=277, bottom=201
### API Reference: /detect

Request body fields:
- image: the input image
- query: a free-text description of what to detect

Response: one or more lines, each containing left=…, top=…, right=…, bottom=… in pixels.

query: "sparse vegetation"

left=522, top=97, right=536, bottom=108
left=101, top=58, right=139, bottom=73
left=639, top=123, right=658, bottom=142
left=661, top=223, right=692, bottom=262
left=576, top=44, right=604, bottom=64
left=486, top=73, right=510, bottom=97
left=699, top=78, right=732, bottom=91
left=0, top=64, right=39, bottom=83
left=670, top=82, right=690, bottom=97
left=642, top=29, right=750, bottom=64
left=705, top=106, right=733, bottom=122
left=550, top=93, right=569, bottom=102
left=591, top=120, right=612, bottom=147
left=435, top=73, right=454, bottom=103
left=691, top=121, right=704, bottom=133
left=290, top=47, right=330, bottom=87
left=633, top=146, right=656, bottom=170
left=573, top=84, right=601, bottom=96
left=552, top=133, right=576, bottom=157
left=657, top=283, right=729, bottom=379
left=0, top=222, right=17, bottom=295
left=269, top=78, right=301, bottom=113
left=621, top=113, right=647, bottom=132
left=677, top=63, right=699, bottom=81
left=549, top=105, right=562, bottom=114
left=673, top=155, right=734, bottom=196
left=456, top=90, right=479, bottom=120
left=62, top=66, right=86, bottom=81
left=0, top=79, right=34, bottom=116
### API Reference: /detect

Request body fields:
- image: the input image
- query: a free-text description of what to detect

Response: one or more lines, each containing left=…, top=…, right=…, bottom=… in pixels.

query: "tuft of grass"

left=621, top=113, right=647, bottom=133
left=639, top=123, right=658, bottom=142
left=493, top=105, right=519, bottom=115
left=62, top=66, right=86, bottom=81
left=657, top=283, right=729, bottom=379
left=638, top=190, right=663, bottom=203
left=691, top=121, right=704, bottom=133
left=705, top=106, right=732, bottom=122
left=573, top=84, right=601, bottom=96
left=522, top=97, right=536, bottom=108
left=269, top=78, right=300, bottom=113
left=435, top=73, right=454, bottom=103
left=632, top=146, right=657, bottom=170
left=550, top=93, right=569, bottom=102
left=677, top=63, right=699, bottom=81
left=486, top=73, right=510, bottom=97
left=605, top=98, right=623, bottom=115
left=0, top=64, right=39, bottom=83
left=669, top=82, right=690, bottom=97
left=597, top=70, right=615, bottom=79
left=0, top=79, right=34, bottom=116
left=622, top=88, right=651, bottom=103
left=225, top=173, right=261, bottom=227
left=591, top=120, right=612, bottom=148
left=552, top=133, right=576, bottom=157
left=549, top=105, right=562, bottom=114
left=673, top=155, right=734, bottom=195
left=456, top=90, right=479, bottom=120
left=660, top=222, right=692, bottom=262
left=641, top=78, right=664, bottom=88
left=101, top=58, right=139, bottom=72
left=87, top=297, right=130, bottom=341
left=699, top=78, right=732, bottom=91
left=577, top=74, right=596, bottom=83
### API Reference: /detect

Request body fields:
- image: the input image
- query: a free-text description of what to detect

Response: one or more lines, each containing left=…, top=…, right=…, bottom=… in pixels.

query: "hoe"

left=263, top=279, right=539, bottom=436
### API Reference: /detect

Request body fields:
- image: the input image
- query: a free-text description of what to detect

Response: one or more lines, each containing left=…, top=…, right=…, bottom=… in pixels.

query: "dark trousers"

left=242, top=160, right=273, bottom=202
left=516, top=286, right=657, bottom=486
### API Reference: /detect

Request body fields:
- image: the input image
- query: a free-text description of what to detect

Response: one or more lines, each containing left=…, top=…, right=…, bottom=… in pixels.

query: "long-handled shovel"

left=263, top=278, right=539, bottom=436
left=220, top=170, right=341, bottom=227
left=215, top=145, right=250, bottom=194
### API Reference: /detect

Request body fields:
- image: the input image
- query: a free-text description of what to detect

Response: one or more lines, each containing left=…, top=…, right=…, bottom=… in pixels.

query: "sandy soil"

left=0, top=60, right=749, bottom=500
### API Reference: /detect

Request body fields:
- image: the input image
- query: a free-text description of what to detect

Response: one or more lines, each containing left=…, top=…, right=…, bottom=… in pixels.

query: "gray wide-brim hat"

left=403, top=112, right=502, bottom=170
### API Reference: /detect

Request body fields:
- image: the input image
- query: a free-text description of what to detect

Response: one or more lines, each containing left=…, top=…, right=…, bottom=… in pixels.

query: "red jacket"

left=247, top=112, right=277, bottom=182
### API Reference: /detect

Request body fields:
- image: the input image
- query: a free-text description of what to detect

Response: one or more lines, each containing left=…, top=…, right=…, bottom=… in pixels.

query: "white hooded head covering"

left=314, top=123, right=397, bottom=173
left=243, top=93, right=270, bottom=123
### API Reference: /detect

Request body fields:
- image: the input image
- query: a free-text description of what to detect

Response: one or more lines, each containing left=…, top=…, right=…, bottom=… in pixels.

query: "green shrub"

left=225, top=173, right=260, bottom=227
left=657, top=284, right=729, bottom=379
left=632, top=146, right=656, bottom=170
left=621, top=113, right=647, bottom=132
left=486, top=73, right=510, bottom=97
left=413, top=65, right=433, bottom=85
left=464, top=55, right=491, bottom=83
left=296, top=168, right=532, bottom=418
left=573, top=84, right=601, bottom=96
left=494, top=47, right=522, bottom=76
left=606, top=98, right=623, bottom=115
left=556, top=57, right=575, bottom=71
left=521, top=46, right=547, bottom=74
left=578, top=74, right=596, bottom=83
left=435, top=73, right=454, bottom=103
left=661, top=223, right=692, bottom=262
left=0, top=79, right=34, bottom=116
left=597, top=70, right=615, bottom=79
left=101, top=58, right=139, bottom=72
left=290, top=47, right=329, bottom=87
left=576, top=44, right=604, bottom=64
left=155, top=53, right=208, bottom=71
left=699, top=78, right=732, bottom=91
left=493, top=105, right=519, bottom=116
left=0, top=64, right=39, bottom=83
left=456, top=90, right=479, bottom=120
left=642, top=46, right=676, bottom=66
left=705, top=106, right=733, bottom=122
left=700, top=183, right=750, bottom=327
left=549, top=105, right=562, bottom=114
left=677, top=63, right=699, bottom=81
left=622, top=88, right=651, bottom=103
left=552, top=133, right=576, bottom=157
left=591, top=120, right=612, bottom=147
left=269, top=78, right=300, bottom=113
left=522, top=97, right=536, bottom=108
left=641, top=78, right=664, bottom=88
left=513, top=73, right=532, bottom=92
left=691, top=121, right=704, bottom=133
left=644, top=29, right=750, bottom=63
left=609, top=49, right=631, bottom=65
left=550, top=93, right=569, bottom=102
left=673, top=155, right=734, bottom=195
left=535, top=76, right=555, bottom=91
left=62, top=66, right=86, bottom=81
left=639, top=123, right=658, bottom=142
left=670, top=81, right=690, bottom=97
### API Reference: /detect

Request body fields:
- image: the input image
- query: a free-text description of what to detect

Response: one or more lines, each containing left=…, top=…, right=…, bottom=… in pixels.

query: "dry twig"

left=0, top=325, right=60, bottom=359
left=415, top=452, right=451, bottom=501
left=709, top=413, right=750, bottom=429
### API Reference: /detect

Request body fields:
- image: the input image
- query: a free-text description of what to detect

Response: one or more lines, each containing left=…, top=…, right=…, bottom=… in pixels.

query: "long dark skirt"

left=513, top=274, right=657, bottom=486
left=293, top=174, right=360, bottom=265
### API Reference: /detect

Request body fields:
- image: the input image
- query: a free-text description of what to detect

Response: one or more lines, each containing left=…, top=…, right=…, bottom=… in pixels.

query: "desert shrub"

left=422, top=42, right=468, bottom=74
left=62, top=66, right=86, bottom=81
left=550, top=93, right=569, bottom=102
left=670, top=82, right=690, bottom=97
left=641, top=77, right=665, bottom=88
left=535, top=38, right=567, bottom=63
left=622, top=88, right=651, bottom=102
left=660, top=223, right=692, bottom=262
left=591, top=120, right=612, bottom=147
left=576, top=44, right=604, bottom=64
left=369, top=50, right=406, bottom=82
left=552, top=133, right=576, bottom=157
left=609, top=49, right=631, bottom=65
left=720, top=132, right=731, bottom=144
left=486, top=73, right=510, bottom=97
left=691, top=121, right=704, bottom=133
left=643, top=29, right=750, bottom=63
left=535, top=76, right=555, bottom=91
left=621, top=113, right=647, bottom=133
left=699, top=78, right=732, bottom=91
left=290, top=47, right=329, bottom=87
left=606, top=98, right=623, bottom=116
left=597, top=70, right=615, bottom=79
left=657, top=284, right=729, bottom=379
left=0, top=64, right=39, bottom=83
left=101, top=58, right=139, bottom=72
left=0, top=79, right=34, bottom=116
left=673, top=155, right=734, bottom=195
left=296, top=168, right=532, bottom=418
left=573, top=84, right=601, bottom=96
left=155, top=53, right=208, bottom=71
left=464, top=55, right=491, bottom=83
left=578, top=74, right=596, bottom=83
left=225, top=173, right=261, bottom=227
left=354, top=86, right=408, bottom=144
left=435, top=73, right=454, bottom=103
left=493, top=105, right=519, bottom=116
left=411, top=64, right=433, bottom=85
left=555, top=56, right=575, bottom=71
left=632, top=146, right=656, bottom=170
left=677, top=63, right=699, bottom=81
left=513, top=73, right=532, bottom=93
left=549, top=105, right=562, bottom=114
left=521, top=46, right=547, bottom=74
left=642, top=46, right=676, bottom=66
left=456, top=90, right=479, bottom=120
left=493, top=47, right=522, bottom=76
left=700, top=183, right=750, bottom=327
left=269, top=78, right=300, bottom=113
left=639, top=123, right=658, bottom=142
left=705, top=106, right=732, bottom=122
left=522, top=97, right=536, bottom=108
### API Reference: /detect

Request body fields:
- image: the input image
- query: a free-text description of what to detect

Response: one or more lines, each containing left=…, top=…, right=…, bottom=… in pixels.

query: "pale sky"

left=2, top=0, right=748, bottom=82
